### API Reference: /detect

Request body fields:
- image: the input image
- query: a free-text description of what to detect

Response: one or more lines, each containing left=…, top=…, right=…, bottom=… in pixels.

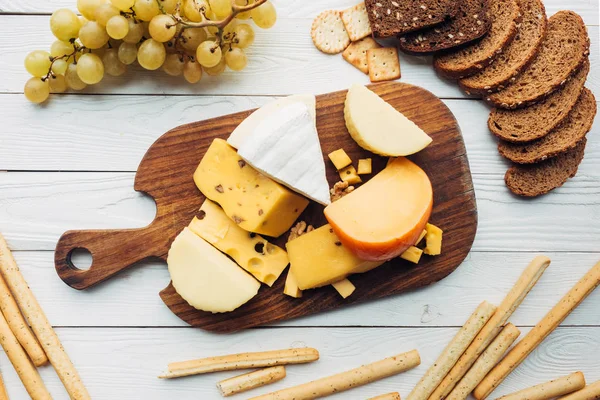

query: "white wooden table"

left=0, top=1, right=599, bottom=398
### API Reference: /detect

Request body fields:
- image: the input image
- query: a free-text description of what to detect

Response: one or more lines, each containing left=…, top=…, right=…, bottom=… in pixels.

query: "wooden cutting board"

left=54, top=82, right=477, bottom=332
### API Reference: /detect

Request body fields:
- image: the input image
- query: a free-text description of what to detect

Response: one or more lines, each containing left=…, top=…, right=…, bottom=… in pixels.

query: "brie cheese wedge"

left=233, top=96, right=331, bottom=206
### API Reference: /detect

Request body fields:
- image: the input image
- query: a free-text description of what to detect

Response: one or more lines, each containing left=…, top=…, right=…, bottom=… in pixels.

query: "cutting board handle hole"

left=66, top=248, right=93, bottom=271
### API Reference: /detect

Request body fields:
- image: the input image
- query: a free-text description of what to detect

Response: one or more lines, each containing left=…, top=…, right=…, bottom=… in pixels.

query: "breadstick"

left=368, top=392, right=401, bottom=400
left=0, top=370, right=8, bottom=400
left=447, top=323, right=521, bottom=400
left=217, top=366, right=286, bottom=397
left=160, top=348, right=319, bottom=378
left=0, top=307, right=51, bottom=399
left=430, top=255, right=551, bottom=400
left=0, top=274, right=47, bottom=366
left=497, top=372, right=586, bottom=400
left=475, top=260, right=600, bottom=400
left=0, top=234, right=90, bottom=400
left=558, top=380, right=600, bottom=400
left=249, top=349, right=420, bottom=400
left=406, top=301, right=497, bottom=400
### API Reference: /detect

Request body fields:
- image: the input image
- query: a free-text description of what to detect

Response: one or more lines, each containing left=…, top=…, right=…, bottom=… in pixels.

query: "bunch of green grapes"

left=24, top=0, right=277, bottom=103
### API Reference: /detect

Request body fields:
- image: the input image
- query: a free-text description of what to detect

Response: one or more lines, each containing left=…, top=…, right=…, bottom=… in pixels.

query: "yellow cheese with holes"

left=283, top=270, right=302, bottom=298
left=194, top=139, right=309, bottom=237
left=188, top=200, right=289, bottom=286
left=167, top=228, right=260, bottom=313
left=328, top=149, right=352, bottom=170
left=287, top=224, right=383, bottom=290
left=400, top=246, right=423, bottom=264
left=332, top=279, right=356, bottom=298
left=424, top=223, right=443, bottom=255
left=357, top=158, right=372, bottom=174
left=339, top=165, right=362, bottom=184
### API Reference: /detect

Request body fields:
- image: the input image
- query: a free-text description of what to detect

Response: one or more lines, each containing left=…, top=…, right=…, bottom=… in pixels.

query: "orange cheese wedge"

left=324, top=157, right=433, bottom=261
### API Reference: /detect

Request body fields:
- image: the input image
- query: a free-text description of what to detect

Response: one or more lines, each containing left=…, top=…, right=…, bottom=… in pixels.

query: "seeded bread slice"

left=505, top=138, right=586, bottom=197
left=499, top=88, right=596, bottom=164
left=433, top=0, right=521, bottom=79
left=488, top=58, right=590, bottom=142
left=398, top=0, right=491, bottom=54
left=459, top=0, right=547, bottom=95
left=487, top=11, right=590, bottom=109
left=365, top=0, right=457, bottom=38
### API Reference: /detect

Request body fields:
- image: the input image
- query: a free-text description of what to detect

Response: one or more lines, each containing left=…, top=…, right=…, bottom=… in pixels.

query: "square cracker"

left=342, top=37, right=381, bottom=74
left=341, top=2, right=372, bottom=42
left=367, top=47, right=401, bottom=82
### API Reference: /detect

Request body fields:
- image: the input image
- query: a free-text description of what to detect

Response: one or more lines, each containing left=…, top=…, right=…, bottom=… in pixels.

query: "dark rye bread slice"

left=489, top=58, right=590, bottom=142
left=365, top=0, right=457, bottom=38
left=487, top=11, right=590, bottom=109
left=433, top=0, right=521, bottom=79
left=398, top=0, right=491, bottom=54
left=459, top=0, right=547, bottom=95
left=505, top=138, right=586, bottom=197
left=499, top=88, right=596, bottom=164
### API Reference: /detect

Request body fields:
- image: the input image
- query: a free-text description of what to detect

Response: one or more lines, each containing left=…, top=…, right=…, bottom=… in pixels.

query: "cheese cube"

left=283, top=270, right=302, bottom=298
left=194, top=139, right=309, bottom=237
left=424, top=223, right=443, bottom=255
left=332, top=279, right=356, bottom=299
left=328, top=149, right=352, bottom=170
left=339, top=165, right=362, bottom=184
left=357, top=158, right=372, bottom=175
left=189, top=200, right=289, bottom=286
left=400, top=246, right=423, bottom=264
left=416, top=229, right=427, bottom=245
left=287, top=224, right=383, bottom=290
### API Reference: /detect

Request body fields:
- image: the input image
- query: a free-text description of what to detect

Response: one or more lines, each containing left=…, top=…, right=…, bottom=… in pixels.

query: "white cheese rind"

left=237, top=100, right=331, bottom=205
left=167, top=228, right=260, bottom=313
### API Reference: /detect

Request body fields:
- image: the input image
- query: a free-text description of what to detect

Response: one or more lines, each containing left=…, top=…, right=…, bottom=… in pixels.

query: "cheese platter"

left=54, top=81, right=477, bottom=332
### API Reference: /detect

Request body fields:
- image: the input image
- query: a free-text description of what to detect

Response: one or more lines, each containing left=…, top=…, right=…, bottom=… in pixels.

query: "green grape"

left=137, top=39, right=166, bottom=70
left=222, top=21, right=236, bottom=38
left=50, top=9, right=82, bottom=41
left=24, top=50, right=52, bottom=78
left=149, top=14, right=177, bottom=42
left=65, top=63, right=88, bottom=90
left=133, top=0, right=160, bottom=21
left=51, top=59, right=69, bottom=75
left=79, top=21, right=110, bottom=49
left=48, top=74, right=68, bottom=93
left=208, top=0, right=231, bottom=19
left=233, top=23, right=254, bottom=48
left=77, top=53, right=105, bottom=84
left=205, top=11, right=219, bottom=34
left=162, top=53, right=185, bottom=76
left=235, top=0, right=253, bottom=20
left=224, top=46, right=247, bottom=71
left=102, top=49, right=127, bottom=76
left=183, top=59, right=202, bottom=83
left=123, top=19, right=144, bottom=43
left=183, top=0, right=210, bottom=22
left=118, top=42, right=138, bottom=64
left=111, top=0, right=135, bottom=11
left=24, top=78, right=50, bottom=103
left=50, top=40, right=74, bottom=60
left=203, top=55, right=226, bottom=75
left=106, top=15, right=130, bottom=39
left=92, top=46, right=107, bottom=58
left=77, top=0, right=106, bottom=20
left=196, top=40, right=221, bottom=67
left=159, top=0, right=178, bottom=13
left=251, top=1, right=276, bottom=29
left=181, top=28, right=207, bottom=53
left=95, top=3, right=120, bottom=26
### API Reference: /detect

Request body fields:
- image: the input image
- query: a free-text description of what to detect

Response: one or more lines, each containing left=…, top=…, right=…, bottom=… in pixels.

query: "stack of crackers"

left=310, top=4, right=401, bottom=83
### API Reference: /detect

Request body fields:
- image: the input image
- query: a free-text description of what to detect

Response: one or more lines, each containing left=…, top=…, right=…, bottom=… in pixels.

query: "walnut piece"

left=288, top=221, right=315, bottom=242
left=330, top=181, right=355, bottom=202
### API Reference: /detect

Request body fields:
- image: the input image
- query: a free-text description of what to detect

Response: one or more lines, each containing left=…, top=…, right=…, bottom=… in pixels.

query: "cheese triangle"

left=236, top=98, right=331, bottom=205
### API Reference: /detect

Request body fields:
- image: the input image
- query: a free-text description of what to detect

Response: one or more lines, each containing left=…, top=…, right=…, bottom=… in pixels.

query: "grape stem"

left=42, top=42, right=84, bottom=82
left=172, top=0, right=268, bottom=30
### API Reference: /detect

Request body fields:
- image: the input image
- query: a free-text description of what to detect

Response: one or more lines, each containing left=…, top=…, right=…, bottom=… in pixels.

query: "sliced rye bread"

left=505, top=138, right=586, bottom=197
left=487, top=11, right=590, bottom=109
left=459, top=0, right=547, bottom=95
left=499, top=88, right=596, bottom=164
left=433, top=0, right=521, bottom=79
left=398, top=0, right=491, bottom=54
left=488, top=58, right=590, bottom=142
left=365, top=0, right=457, bottom=38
